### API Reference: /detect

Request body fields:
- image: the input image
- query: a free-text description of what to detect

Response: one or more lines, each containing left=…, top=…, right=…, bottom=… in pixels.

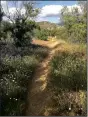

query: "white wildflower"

left=69, top=107, right=71, bottom=110
left=12, top=80, right=15, bottom=82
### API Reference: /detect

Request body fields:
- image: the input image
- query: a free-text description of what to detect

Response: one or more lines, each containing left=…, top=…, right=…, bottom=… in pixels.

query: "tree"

left=60, top=1, right=87, bottom=43
left=0, top=5, right=5, bottom=40
left=78, top=1, right=87, bottom=13
left=1, top=1, right=40, bottom=47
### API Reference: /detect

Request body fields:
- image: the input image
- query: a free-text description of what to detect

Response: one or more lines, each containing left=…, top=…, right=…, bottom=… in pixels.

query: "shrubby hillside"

left=0, top=1, right=87, bottom=116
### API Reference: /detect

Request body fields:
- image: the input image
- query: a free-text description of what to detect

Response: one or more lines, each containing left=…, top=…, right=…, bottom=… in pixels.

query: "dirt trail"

left=26, top=39, right=62, bottom=116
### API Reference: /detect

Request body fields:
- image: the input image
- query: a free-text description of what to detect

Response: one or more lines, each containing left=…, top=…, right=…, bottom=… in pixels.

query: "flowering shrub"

left=48, top=44, right=87, bottom=116
left=50, top=51, right=87, bottom=91
left=0, top=56, right=38, bottom=115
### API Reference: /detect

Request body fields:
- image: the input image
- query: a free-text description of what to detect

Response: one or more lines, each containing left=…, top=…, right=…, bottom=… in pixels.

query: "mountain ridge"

left=37, top=21, right=58, bottom=29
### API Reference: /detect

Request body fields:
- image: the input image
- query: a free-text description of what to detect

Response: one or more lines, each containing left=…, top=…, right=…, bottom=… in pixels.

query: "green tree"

left=60, top=1, right=87, bottom=43
left=0, top=6, right=5, bottom=40
left=1, top=1, right=40, bottom=47
left=34, top=28, right=48, bottom=41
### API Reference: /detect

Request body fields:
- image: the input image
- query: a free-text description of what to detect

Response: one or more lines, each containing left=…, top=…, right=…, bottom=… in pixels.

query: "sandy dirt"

left=26, top=39, right=63, bottom=116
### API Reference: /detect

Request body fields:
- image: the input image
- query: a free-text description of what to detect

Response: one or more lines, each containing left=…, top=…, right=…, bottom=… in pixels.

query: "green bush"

left=50, top=51, right=87, bottom=91
left=0, top=43, right=49, bottom=115
left=19, top=45, right=49, bottom=60
left=60, top=4, right=87, bottom=43
left=48, top=89, right=87, bottom=116
left=34, top=29, right=48, bottom=40
left=56, top=27, right=68, bottom=40
left=48, top=47, right=87, bottom=115
left=0, top=56, right=38, bottom=115
left=69, top=23, right=86, bottom=43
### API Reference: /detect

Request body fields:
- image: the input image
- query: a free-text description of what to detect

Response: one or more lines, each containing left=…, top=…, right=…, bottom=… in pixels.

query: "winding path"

left=26, top=39, right=62, bottom=116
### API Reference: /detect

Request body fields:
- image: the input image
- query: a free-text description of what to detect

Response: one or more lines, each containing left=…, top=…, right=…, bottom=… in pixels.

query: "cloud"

left=36, top=4, right=82, bottom=22
left=8, top=7, right=26, bottom=15
left=1, top=1, right=82, bottom=23
left=1, top=1, right=26, bottom=22
left=1, top=1, right=7, bottom=6
left=1, top=1, right=7, bottom=13
left=1, top=1, right=25, bottom=16
left=67, top=4, right=82, bottom=13
left=38, top=5, right=63, bottom=17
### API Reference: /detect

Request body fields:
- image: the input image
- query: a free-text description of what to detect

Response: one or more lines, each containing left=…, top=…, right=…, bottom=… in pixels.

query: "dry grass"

left=45, top=40, right=87, bottom=116
left=26, top=39, right=62, bottom=116
left=26, top=39, right=86, bottom=116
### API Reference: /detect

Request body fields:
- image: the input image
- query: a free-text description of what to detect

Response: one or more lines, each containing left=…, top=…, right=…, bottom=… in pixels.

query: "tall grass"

left=50, top=51, right=86, bottom=91
left=0, top=56, right=38, bottom=115
left=48, top=43, right=87, bottom=116
left=0, top=43, right=49, bottom=115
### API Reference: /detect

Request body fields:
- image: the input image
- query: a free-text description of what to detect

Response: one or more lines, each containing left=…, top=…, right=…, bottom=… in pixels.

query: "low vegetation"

left=0, top=43, right=49, bottom=115
left=0, top=1, right=87, bottom=116
left=34, top=29, right=49, bottom=41
left=1, top=55, right=38, bottom=115
left=47, top=42, right=87, bottom=116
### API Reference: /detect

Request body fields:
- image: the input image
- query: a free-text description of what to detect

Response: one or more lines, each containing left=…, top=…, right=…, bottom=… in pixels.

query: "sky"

left=36, top=1, right=78, bottom=23
left=1, top=1, right=80, bottom=23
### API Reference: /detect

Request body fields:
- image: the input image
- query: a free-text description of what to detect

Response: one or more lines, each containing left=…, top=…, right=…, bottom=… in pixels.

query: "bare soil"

left=26, top=39, right=62, bottom=115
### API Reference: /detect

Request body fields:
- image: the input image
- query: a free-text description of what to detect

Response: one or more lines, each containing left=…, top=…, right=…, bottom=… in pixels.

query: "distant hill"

left=37, top=21, right=58, bottom=30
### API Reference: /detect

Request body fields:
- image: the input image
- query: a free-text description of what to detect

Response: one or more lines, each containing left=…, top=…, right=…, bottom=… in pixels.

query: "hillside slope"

left=37, top=21, right=58, bottom=29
